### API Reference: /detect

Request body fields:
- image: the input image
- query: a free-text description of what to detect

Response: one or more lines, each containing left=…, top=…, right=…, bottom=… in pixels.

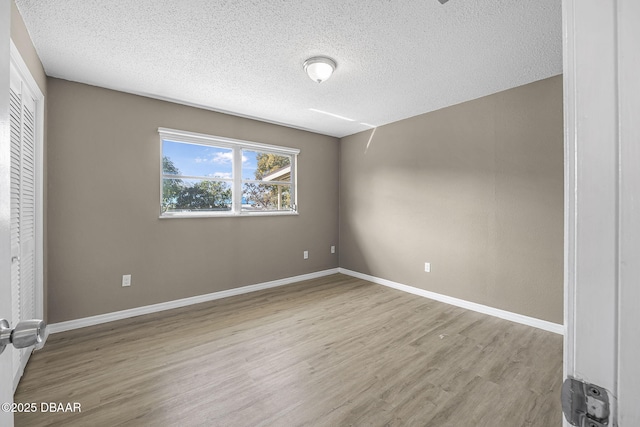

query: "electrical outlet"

left=303, top=250, right=309, bottom=259
left=424, top=263, right=431, bottom=273
left=122, top=274, right=131, bottom=287
left=331, top=245, right=336, bottom=254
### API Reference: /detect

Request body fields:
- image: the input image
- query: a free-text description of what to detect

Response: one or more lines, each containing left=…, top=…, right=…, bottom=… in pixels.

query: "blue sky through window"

left=163, top=140, right=259, bottom=179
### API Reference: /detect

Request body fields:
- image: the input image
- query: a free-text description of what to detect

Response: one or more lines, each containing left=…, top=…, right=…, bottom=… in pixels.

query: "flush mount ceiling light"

left=303, top=56, right=337, bottom=83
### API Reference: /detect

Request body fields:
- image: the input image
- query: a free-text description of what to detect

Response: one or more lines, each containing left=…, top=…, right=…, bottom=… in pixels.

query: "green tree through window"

left=243, top=152, right=292, bottom=210
left=162, top=156, right=232, bottom=213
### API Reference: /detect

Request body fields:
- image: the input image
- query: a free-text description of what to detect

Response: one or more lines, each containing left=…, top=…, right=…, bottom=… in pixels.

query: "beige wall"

left=339, top=75, right=564, bottom=324
left=10, top=0, right=46, bottom=95
left=21, top=18, right=561, bottom=325
left=46, top=78, right=339, bottom=323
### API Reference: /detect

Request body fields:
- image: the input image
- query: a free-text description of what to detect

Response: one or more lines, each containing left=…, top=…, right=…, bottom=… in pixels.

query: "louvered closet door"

left=9, top=65, right=37, bottom=384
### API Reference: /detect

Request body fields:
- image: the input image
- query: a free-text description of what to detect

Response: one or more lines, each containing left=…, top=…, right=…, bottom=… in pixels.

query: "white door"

left=9, top=52, right=38, bottom=391
left=563, top=0, right=640, bottom=425
left=1, top=0, right=16, bottom=424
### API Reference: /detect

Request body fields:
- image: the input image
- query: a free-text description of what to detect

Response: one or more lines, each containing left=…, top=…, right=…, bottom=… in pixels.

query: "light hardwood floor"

left=14, top=274, right=563, bottom=426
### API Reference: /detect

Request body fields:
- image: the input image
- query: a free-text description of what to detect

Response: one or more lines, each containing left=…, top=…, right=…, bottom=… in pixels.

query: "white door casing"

left=563, top=0, right=640, bottom=425
left=615, top=0, right=640, bottom=425
left=563, top=0, right=618, bottom=397
left=1, top=0, right=16, bottom=424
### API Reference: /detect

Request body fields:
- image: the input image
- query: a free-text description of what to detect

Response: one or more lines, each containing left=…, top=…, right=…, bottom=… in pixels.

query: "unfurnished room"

left=1, top=0, right=639, bottom=426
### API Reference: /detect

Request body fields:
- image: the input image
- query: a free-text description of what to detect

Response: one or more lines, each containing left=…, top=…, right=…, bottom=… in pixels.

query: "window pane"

left=162, top=140, right=233, bottom=179
left=242, top=150, right=291, bottom=181
left=162, top=178, right=232, bottom=213
left=242, top=183, right=291, bottom=211
left=159, top=130, right=298, bottom=217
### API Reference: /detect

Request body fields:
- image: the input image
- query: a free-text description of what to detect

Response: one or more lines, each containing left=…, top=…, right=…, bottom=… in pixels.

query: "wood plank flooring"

left=14, top=274, right=563, bottom=426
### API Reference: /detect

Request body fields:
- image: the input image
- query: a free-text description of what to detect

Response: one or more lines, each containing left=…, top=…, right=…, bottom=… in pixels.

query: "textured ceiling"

left=15, top=0, right=562, bottom=138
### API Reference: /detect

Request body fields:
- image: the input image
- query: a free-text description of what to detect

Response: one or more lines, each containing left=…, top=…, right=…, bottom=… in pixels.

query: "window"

left=159, top=128, right=298, bottom=217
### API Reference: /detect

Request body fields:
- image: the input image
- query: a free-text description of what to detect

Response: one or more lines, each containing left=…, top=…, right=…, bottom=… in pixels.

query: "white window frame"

left=159, top=127, right=299, bottom=218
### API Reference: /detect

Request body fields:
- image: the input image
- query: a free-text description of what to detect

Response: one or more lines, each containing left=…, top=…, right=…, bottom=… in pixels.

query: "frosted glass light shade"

left=303, top=57, right=336, bottom=83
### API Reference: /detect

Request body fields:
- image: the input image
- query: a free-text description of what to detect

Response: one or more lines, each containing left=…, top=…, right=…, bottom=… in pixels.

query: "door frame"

left=618, top=0, right=640, bottom=427
left=1, top=0, right=15, bottom=424
left=615, top=0, right=640, bottom=424
left=563, top=0, right=640, bottom=425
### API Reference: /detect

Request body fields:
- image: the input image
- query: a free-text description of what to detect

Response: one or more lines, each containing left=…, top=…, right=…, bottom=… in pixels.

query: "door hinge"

left=562, top=377, right=610, bottom=427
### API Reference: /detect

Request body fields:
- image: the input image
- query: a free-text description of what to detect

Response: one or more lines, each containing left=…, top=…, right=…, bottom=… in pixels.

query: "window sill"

left=159, top=211, right=299, bottom=219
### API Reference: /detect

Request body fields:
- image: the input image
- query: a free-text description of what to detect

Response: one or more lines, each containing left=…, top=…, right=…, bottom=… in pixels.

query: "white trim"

left=48, top=268, right=339, bottom=333
left=162, top=174, right=233, bottom=182
left=1, top=3, right=13, bottom=422
left=562, top=0, right=577, bottom=395
left=12, top=351, right=28, bottom=392
left=617, top=1, right=640, bottom=424
left=158, top=127, right=300, bottom=155
left=232, top=146, right=242, bottom=212
left=243, top=179, right=291, bottom=185
left=159, top=211, right=299, bottom=219
left=562, top=2, right=622, bottom=424
left=9, top=41, right=44, bottom=100
left=338, top=268, right=565, bottom=335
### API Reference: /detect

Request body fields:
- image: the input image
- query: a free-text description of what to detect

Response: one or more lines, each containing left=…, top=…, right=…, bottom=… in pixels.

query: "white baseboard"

left=338, top=268, right=564, bottom=335
left=48, top=267, right=564, bottom=336
left=49, top=268, right=340, bottom=334
left=13, top=351, right=30, bottom=393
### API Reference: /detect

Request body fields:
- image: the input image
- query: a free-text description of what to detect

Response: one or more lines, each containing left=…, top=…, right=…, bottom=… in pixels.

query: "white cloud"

left=194, top=151, right=248, bottom=165
left=212, top=151, right=234, bottom=164
left=193, top=151, right=249, bottom=166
